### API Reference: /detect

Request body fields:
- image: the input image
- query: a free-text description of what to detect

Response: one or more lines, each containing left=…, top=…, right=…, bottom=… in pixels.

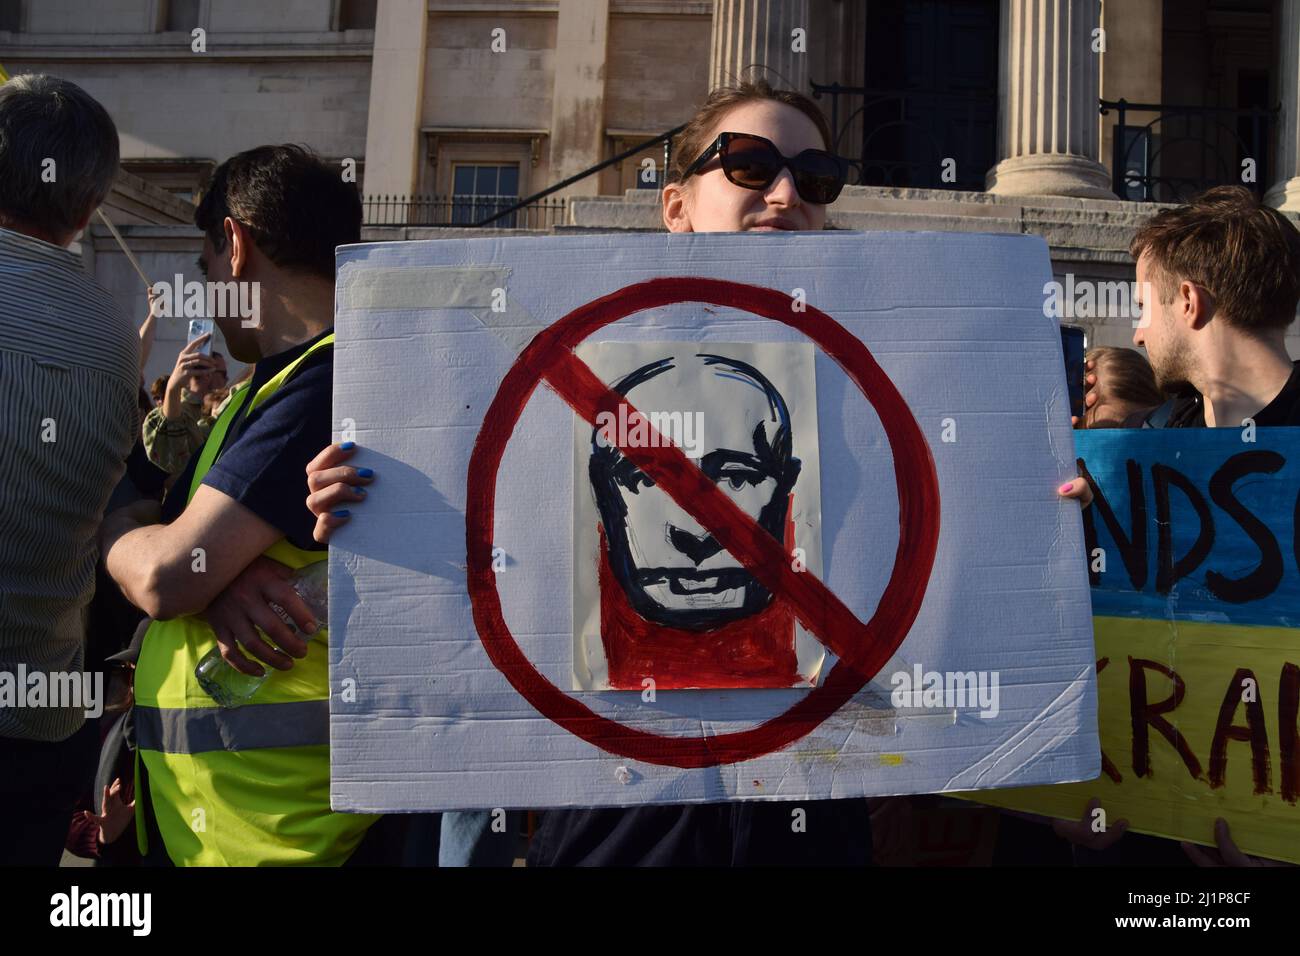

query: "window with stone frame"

left=450, top=163, right=520, bottom=227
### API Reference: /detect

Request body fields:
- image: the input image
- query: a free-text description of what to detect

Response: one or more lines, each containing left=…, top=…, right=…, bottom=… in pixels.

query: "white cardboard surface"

left=329, top=231, right=1099, bottom=812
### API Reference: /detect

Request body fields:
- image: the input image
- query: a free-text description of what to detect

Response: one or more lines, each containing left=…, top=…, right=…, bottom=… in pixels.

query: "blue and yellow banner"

left=975, top=428, right=1300, bottom=863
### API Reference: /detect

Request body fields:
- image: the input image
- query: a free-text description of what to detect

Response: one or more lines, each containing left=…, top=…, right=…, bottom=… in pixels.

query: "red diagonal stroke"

left=548, top=350, right=866, bottom=671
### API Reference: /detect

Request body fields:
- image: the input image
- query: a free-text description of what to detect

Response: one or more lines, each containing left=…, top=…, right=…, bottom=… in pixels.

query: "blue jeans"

left=438, top=810, right=522, bottom=867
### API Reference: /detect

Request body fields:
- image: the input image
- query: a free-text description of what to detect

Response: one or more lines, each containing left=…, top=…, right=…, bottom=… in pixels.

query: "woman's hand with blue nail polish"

left=305, top=442, right=376, bottom=543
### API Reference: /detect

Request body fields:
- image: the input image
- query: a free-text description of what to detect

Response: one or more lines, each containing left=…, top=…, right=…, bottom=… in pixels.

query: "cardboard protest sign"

left=328, top=231, right=1097, bottom=812
left=973, top=429, right=1300, bottom=864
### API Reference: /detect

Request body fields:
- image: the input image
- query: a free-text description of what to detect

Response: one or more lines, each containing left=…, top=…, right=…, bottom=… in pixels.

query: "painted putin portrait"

left=572, top=340, right=824, bottom=691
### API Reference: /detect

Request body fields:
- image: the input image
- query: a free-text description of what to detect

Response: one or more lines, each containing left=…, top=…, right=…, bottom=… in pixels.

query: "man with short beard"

left=1130, top=186, right=1300, bottom=429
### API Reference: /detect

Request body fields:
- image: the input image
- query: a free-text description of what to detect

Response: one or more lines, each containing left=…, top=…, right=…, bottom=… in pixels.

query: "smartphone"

left=187, top=319, right=214, bottom=357
left=1060, top=324, right=1087, bottom=421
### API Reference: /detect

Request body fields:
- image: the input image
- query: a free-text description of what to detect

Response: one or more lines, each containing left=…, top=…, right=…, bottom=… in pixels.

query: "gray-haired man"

left=0, top=74, right=140, bottom=864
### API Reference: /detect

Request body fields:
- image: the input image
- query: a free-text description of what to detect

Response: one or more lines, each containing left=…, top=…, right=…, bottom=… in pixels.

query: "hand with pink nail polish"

left=1057, top=475, right=1093, bottom=509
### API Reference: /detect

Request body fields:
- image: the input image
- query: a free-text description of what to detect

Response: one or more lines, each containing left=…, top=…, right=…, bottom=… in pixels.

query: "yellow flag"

left=0, top=63, right=8, bottom=82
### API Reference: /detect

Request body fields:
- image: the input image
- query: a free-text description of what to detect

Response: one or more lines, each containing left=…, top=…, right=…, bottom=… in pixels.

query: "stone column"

left=548, top=0, right=610, bottom=198
left=1265, top=0, right=1300, bottom=211
left=985, top=0, right=1114, bottom=199
left=710, top=0, right=810, bottom=92
left=360, top=0, right=429, bottom=198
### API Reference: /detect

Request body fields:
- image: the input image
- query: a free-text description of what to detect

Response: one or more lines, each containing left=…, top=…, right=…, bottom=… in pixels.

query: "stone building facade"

left=3, top=0, right=1299, bottom=379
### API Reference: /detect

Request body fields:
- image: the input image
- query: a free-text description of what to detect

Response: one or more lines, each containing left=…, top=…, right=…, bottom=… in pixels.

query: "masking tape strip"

left=338, top=264, right=544, bottom=355
left=470, top=300, right=546, bottom=356
left=337, top=266, right=511, bottom=312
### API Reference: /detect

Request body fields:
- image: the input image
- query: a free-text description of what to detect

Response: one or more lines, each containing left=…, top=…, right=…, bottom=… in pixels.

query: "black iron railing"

left=810, top=82, right=996, bottom=192
left=366, top=125, right=687, bottom=229
left=471, top=124, right=685, bottom=228
left=362, top=194, right=567, bottom=229
left=1100, top=98, right=1279, bottom=203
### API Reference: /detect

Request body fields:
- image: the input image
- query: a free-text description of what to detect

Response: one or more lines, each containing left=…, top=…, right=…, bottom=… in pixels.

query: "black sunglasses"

left=681, top=132, right=848, bottom=205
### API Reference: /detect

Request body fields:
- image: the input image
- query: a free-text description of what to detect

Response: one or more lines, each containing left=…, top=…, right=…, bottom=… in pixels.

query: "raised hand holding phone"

left=162, top=332, right=218, bottom=423
left=187, top=318, right=215, bottom=357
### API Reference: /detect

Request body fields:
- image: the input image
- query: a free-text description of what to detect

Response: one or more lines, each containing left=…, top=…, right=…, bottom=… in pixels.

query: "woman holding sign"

left=301, top=79, right=1092, bottom=866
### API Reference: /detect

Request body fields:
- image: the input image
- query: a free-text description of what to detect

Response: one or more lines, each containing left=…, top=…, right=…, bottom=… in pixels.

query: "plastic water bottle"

left=194, top=561, right=328, bottom=707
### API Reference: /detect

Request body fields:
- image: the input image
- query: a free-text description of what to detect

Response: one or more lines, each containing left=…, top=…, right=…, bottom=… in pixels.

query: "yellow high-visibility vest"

left=133, top=333, right=378, bottom=865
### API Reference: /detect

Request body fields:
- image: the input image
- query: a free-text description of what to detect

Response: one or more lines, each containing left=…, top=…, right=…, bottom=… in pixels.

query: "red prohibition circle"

left=465, top=277, right=940, bottom=769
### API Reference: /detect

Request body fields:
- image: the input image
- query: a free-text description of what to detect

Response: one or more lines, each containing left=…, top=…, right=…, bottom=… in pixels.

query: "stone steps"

left=564, top=185, right=1166, bottom=263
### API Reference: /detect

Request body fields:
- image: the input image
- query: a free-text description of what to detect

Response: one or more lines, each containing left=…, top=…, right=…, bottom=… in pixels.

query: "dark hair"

left=666, top=78, right=835, bottom=186
left=0, top=74, right=120, bottom=236
left=196, top=144, right=361, bottom=280
left=1129, top=185, right=1300, bottom=333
